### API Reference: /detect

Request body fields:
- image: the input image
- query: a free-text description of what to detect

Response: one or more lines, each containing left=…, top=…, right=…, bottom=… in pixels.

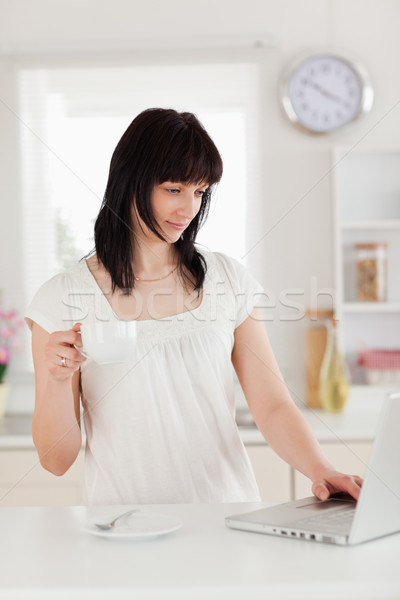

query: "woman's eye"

left=165, top=187, right=206, bottom=196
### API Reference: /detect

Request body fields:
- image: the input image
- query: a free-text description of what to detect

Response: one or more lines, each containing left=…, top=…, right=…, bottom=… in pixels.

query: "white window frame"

left=1, top=47, right=268, bottom=410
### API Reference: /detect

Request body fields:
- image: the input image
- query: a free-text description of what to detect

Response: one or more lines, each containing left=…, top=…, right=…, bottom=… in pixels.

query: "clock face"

left=282, top=54, right=373, bottom=133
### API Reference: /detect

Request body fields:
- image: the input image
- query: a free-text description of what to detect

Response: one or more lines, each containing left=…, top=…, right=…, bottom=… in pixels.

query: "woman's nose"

left=177, top=194, right=200, bottom=219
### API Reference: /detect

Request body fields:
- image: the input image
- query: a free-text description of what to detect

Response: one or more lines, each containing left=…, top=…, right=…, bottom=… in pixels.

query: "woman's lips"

left=166, top=221, right=187, bottom=231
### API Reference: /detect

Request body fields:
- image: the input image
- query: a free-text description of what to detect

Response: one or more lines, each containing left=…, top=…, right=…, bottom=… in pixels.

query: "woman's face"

left=137, top=181, right=208, bottom=244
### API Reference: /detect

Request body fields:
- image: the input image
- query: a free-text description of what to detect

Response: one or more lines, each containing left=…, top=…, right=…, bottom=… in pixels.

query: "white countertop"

left=0, top=408, right=380, bottom=449
left=241, top=404, right=381, bottom=445
left=0, top=386, right=390, bottom=451
left=0, top=386, right=388, bottom=449
left=0, top=502, right=399, bottom=599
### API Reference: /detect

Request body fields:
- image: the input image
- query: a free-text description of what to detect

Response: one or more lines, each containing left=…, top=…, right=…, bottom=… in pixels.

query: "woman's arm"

left=231, top=308, right=362, bottom=500
left=31, top=322, right=85, bottom=476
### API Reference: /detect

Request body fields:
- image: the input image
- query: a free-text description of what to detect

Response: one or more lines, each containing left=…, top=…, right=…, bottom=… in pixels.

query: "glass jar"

left=355, top=242, right=387, bottom=302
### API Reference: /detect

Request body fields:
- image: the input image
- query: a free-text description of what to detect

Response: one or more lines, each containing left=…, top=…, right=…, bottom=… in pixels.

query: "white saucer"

left=83, top=511, right=182, bottom=540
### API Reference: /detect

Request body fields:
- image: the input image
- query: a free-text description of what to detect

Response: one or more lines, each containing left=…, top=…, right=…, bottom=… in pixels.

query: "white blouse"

left=26, top=250, right=264, bottom=505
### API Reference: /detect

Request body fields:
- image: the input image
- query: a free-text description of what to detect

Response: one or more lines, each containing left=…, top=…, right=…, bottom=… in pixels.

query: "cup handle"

left=74, top=345, right=89, bottom=359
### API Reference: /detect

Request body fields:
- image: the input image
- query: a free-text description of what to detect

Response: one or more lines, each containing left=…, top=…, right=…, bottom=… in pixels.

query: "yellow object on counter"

left=319, top=319, right=350, bottom=413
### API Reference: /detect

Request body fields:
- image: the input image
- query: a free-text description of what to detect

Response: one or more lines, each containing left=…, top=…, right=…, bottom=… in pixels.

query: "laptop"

left=226, top=391, right=400, bottom=545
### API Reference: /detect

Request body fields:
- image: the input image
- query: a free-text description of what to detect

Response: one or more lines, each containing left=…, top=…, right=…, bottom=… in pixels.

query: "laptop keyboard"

left=297, top=508, right=355, bottom=532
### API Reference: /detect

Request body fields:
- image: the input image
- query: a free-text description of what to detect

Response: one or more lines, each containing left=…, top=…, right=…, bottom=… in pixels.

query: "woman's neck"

left=132, top=236, right=177, bottom=280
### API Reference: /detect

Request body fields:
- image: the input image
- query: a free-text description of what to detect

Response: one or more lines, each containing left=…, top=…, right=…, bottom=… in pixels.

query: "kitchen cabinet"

left=245, top=445, right=291, bottom=502
left=0, top=443, right=371, bottom=506
left=1, top=446, right=289, bottom=507
left=294, top=441, right=372, bottom=499
left=333, top=148, right=400, bottom=385
left=0, top=399, right=379, bottom=506
left=247, top=440, right=372, bottom=502
left=0, top=449, right=84, bottom=506
left=0, top=444, right=368, bottom=507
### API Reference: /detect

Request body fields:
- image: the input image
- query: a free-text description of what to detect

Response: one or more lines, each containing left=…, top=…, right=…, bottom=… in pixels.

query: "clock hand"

left=303, top=79, right=351, bottom=108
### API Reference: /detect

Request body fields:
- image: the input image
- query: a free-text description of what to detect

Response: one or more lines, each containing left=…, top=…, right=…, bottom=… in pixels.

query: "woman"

left=26, top=108, right=362, bottom=505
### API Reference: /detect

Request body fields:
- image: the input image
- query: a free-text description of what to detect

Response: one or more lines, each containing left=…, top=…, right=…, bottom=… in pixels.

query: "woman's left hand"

left=312, top=470, right=363, bottom=501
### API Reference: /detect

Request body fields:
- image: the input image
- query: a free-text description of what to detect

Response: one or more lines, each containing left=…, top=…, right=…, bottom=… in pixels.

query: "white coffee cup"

left=77, top=321, right=137, bottom=365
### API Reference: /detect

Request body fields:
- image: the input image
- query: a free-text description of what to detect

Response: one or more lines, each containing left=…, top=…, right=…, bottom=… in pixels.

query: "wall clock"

left=280, top=52, right=374, bottom=134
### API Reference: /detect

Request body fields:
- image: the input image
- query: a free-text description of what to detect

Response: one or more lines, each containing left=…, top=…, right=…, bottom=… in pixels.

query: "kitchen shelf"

left=333, top=147, right=400, bottom=386
left=342, top=220, right=400, bottom=230
left=342, top=302, right=400, bottom=313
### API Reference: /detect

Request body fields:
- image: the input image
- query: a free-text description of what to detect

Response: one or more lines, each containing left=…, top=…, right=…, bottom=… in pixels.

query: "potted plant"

left=0, top=309, right=22, bottom=418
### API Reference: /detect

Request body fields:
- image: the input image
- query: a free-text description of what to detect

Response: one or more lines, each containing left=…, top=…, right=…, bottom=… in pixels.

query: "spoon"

left=94, top=509, right=139, bottom=531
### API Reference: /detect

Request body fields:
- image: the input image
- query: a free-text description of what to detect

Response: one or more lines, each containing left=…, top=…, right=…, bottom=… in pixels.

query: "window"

left=17, top=60, right=259, bottom=372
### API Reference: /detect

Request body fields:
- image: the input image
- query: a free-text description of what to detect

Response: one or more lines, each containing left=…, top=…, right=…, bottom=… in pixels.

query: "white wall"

left=1, top=0, right=399, bottom=406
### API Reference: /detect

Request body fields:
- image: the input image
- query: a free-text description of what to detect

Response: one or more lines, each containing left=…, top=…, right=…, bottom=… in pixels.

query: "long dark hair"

left=93, top=108, right=223, bottom=293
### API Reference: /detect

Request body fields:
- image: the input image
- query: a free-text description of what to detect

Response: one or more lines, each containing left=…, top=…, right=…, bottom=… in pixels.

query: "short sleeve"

left=25, top=269, right=87, bottom=334
left=213, top=252, right=264, bottom=328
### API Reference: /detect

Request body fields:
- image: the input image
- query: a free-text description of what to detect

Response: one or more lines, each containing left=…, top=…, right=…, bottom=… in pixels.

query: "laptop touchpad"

left=298, top=497, right=356, bottom=510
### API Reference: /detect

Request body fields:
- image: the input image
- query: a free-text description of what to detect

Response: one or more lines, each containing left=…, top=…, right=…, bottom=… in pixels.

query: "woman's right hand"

left=44, top=323, right=86, bottom=381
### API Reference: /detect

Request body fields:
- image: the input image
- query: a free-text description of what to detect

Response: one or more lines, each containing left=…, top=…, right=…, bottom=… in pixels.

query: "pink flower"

left=0, top=307, right=22, bottom=365
left=2, top=327, right=16, bottom=339
left=0, top=346, right=10, bottom=365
